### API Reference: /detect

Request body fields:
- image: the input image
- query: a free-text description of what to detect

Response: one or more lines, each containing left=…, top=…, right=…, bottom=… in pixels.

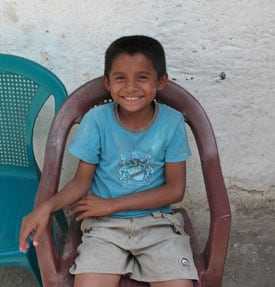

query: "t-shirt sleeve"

left=68, top=111, right=100, bottom=164
left=165, top=115, right=191, bottom=162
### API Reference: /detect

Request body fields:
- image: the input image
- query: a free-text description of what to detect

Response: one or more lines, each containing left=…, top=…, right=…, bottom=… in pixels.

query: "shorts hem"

left=130, top=273, right=199, bottom=282
left=70, top=264, right=128, bottom=275
left=70, top=267, right=199, bottom=282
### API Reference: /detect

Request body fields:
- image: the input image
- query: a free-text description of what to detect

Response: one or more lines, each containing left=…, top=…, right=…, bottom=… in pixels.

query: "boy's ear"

left=157, top=72, right=168, bottom=91
left=103, top=76, right=111, bottom=91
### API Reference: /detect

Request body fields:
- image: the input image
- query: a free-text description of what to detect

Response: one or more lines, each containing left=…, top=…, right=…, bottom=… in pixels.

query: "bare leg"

left=150, top=279, right=193, bottom=287
left=73, top=273, right=121, bottom=287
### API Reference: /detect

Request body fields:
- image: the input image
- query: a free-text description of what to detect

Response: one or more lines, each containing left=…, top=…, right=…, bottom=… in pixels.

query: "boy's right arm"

left=19, top=161, right=96, bottom=253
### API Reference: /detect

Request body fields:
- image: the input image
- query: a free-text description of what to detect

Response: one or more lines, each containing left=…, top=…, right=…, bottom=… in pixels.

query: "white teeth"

left=124, top=97, right=141, bottom=101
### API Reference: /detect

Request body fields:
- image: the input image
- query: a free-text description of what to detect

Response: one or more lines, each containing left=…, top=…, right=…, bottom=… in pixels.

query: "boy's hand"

left=71, top=194, right=113, bottom=221
left=19, top=207, right=50, bottom=253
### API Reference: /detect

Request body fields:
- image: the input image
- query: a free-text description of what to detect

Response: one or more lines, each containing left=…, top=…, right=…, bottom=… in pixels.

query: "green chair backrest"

left=0, top=54, right=68, bottom=177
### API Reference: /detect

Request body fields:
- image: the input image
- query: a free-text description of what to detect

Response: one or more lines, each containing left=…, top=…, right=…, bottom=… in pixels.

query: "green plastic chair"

left=0, top=54, right=68, bottom=286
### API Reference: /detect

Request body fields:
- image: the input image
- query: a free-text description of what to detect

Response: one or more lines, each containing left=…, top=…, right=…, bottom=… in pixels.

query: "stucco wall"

left=1, top=0, right=274, bottom=207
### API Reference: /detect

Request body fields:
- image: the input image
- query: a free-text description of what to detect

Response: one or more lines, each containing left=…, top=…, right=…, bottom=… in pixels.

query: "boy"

left=20, top=35, right=198, bottom=287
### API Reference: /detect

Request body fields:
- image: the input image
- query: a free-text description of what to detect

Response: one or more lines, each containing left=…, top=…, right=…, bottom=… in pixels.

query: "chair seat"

left=0, top=175, right=38, bottom=254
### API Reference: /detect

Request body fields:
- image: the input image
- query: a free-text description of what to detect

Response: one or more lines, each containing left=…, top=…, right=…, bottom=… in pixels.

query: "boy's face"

left=104, top=53, right=168, bottom=113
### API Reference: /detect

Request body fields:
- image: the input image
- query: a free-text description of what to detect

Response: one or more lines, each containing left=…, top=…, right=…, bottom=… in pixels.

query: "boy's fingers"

left=75, top=212, right=86, bottom=222
left=19, top=228, right=33, bottom=252
left=19, top=221, right=41, bottom=251
left=19, top=240, right=30, bottom=253
left=19, top=225, right=31, bottom=250
left=32, top=226, right=44, bottom=247
left=71, top=205, right=83, bottom=214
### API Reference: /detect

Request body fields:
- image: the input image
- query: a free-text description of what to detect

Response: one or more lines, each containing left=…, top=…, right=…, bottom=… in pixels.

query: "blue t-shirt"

left=68, top=102, right=191, bottom=218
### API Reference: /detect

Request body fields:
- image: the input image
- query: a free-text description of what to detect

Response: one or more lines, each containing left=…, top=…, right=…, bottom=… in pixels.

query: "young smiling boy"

left=20, top=35, right=198, bottom=287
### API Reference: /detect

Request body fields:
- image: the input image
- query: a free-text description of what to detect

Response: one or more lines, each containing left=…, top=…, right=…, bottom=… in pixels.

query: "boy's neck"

left=115, top=102, right=157, bottom=132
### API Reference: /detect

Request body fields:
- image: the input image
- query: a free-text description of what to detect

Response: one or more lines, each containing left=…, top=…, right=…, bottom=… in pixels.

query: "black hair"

left=104, top=35, right=166, bottom=80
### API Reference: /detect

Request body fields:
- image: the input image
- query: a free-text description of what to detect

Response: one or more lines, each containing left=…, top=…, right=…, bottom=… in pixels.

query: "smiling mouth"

left=122, top=96, right=144, bottom=102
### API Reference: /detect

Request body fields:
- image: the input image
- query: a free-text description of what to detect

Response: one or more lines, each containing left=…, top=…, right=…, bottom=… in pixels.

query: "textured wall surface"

left=1, top=0, right=275, bottom=205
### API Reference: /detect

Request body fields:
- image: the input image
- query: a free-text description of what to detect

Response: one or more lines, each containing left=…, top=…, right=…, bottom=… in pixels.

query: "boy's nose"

left=126, top=79, right=138, bottom=91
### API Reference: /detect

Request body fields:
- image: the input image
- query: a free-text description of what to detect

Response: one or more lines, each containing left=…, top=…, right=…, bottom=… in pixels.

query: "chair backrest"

left=0, top=54, right=68, bottom=178
left=38, top=77, right=225, bottom=207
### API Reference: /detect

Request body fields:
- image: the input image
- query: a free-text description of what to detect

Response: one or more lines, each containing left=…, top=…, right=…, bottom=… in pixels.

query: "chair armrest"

left=35, top=217, right=64, bottom=286
left=59, top=216, right=82, bottom=284
left=34, top=106, right=72, bottom=286
left=201, top=157, right=231, bottom=286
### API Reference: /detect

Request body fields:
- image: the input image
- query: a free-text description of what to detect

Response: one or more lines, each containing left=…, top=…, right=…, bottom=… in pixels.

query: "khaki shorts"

left=70, top=212, right=198, bottom=282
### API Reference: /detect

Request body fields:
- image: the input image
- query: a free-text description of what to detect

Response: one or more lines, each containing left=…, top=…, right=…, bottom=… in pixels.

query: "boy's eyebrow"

left=111, top=72, right=124, bottom=75
left=137, top=71, right=151, bottom=75
left=111, top=71, right=152, bottom=75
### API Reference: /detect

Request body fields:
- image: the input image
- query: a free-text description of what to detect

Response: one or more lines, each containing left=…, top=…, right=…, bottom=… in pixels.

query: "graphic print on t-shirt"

left=119, top=150, right=153, bottom=188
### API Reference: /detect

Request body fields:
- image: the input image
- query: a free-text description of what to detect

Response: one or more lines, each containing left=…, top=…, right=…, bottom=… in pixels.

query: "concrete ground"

left=1, top=189, right=274, bottom=287
left=223, top=214, right=274, bottom=287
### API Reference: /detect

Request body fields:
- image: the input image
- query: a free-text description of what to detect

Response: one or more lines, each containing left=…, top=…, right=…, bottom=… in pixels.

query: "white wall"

left=1, top=0, right=275, bottom=206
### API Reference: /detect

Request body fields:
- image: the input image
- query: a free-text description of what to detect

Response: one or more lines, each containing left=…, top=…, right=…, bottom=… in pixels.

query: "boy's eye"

left=115, top=76, right=126, bottom=81
left=138, top=74, right=149, bottom=80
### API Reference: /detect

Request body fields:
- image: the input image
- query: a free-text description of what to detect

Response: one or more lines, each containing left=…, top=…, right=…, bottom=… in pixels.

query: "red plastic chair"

left=34, top=77, right=231, bottom=287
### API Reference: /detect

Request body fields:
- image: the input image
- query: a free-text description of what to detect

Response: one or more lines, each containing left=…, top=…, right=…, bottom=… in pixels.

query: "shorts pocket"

left=80, top=216, right=118, bottom=233
left=80, top=217, right=98, bottom=233
left=151, top=212, right=185, bottom=235
left=164, top=212, right=186, bottom=235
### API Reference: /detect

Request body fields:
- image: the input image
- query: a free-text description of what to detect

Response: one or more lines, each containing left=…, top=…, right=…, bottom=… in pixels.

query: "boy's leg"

left=74, top=273, right=121, bottom=287
left=150, top=279, right=193, bottom=287
left=129, top=213, right=198, bottom=283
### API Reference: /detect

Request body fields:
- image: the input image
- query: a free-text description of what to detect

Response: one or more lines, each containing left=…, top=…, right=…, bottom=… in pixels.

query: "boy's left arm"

left=72, top=161, right=186, bottom=220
